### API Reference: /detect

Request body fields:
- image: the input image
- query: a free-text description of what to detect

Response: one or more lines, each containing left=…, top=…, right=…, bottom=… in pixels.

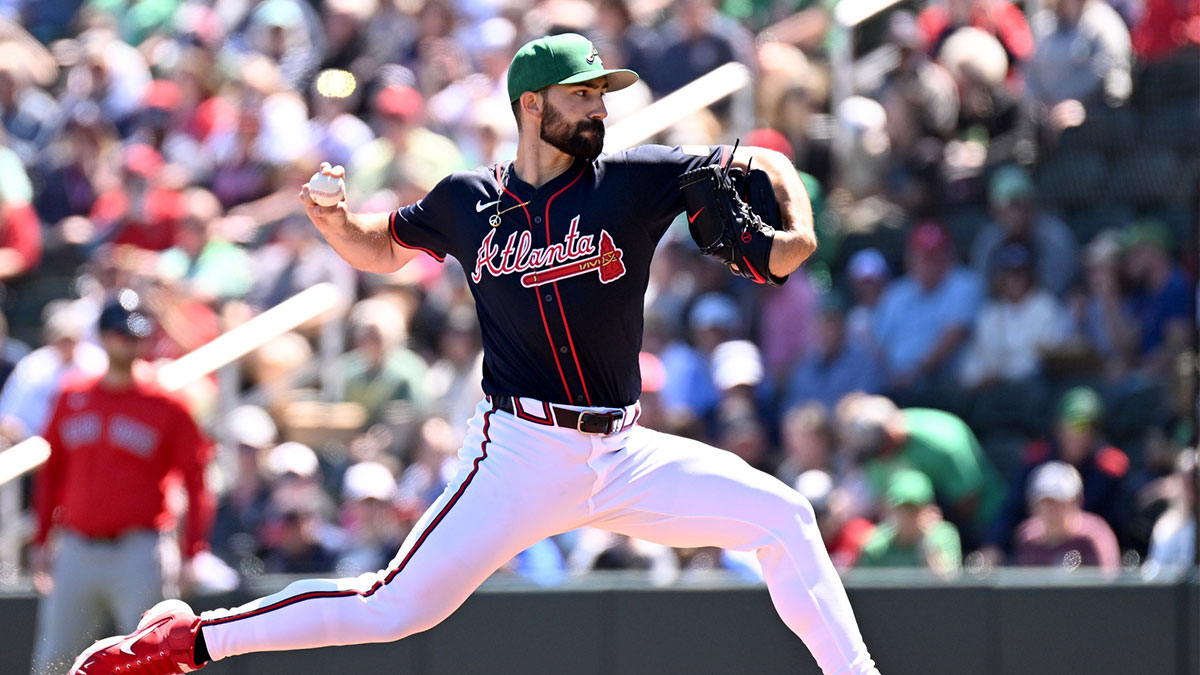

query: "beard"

left=539, top=99, right=605, bottom=161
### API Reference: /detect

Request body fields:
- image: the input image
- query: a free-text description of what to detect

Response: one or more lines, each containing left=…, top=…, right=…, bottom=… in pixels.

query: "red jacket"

left=34, top=373, right=214, bottom=558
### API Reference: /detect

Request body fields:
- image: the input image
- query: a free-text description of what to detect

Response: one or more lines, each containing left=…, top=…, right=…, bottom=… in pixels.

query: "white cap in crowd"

left=266, top=441, right=320, bottom=479
left=1028, top=461, right=1084, bottom=505
left=342, top=461, right=399, bottom=502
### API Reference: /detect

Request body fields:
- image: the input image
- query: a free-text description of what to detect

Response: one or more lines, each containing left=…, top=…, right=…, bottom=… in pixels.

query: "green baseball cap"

left=1057, top=386, right=1103, bottom=427
left=507, top=33, right=639, bottom=103
left=886, top=469, right=935, bottom=507
left=988, top=165, right=1036, bottom=207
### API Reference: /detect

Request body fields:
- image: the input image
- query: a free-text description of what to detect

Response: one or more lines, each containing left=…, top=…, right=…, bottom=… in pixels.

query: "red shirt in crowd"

left=90, top=187, right=186, bottom=252
left=34, top=373, right=214, bottom=558
left=0, top=202, right=42, bottom=274
left=1133, top=0, right=1200, bottom=62
left=918, top=0, right=1034, bottom=66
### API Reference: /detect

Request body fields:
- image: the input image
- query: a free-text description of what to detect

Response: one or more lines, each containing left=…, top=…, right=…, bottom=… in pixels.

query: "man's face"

left=907, top=247, right=950, bottom=291
left=539, top=82, right=607, bottom=161
left=100, top=330, right=143, bottom=367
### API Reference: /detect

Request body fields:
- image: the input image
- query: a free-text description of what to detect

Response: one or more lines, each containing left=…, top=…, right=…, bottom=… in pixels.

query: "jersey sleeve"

left=616, top=144, right=731, bottom=241
left=388, top=175, right=458, bottom=262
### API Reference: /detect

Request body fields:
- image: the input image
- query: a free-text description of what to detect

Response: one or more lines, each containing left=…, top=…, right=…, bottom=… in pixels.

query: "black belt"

left=491, top=396, right=626, bottom=435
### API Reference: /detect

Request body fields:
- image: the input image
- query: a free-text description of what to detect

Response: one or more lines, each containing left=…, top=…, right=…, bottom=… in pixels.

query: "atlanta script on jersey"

left=388, top=144, right=730, bottom=408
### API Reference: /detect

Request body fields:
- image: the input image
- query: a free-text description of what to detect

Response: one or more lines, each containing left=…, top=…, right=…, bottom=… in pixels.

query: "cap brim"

left=558, top=69, right=639, bottom=93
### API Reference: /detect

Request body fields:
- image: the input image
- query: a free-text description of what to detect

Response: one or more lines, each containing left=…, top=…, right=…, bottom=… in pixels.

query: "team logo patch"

left=586, top=45, right=600, bottom=65
left=471, top=216, right=626, bottom=287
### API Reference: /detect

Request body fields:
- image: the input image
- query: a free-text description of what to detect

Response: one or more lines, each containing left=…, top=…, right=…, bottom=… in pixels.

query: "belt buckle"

left=577, top=410, right=624, bottom=435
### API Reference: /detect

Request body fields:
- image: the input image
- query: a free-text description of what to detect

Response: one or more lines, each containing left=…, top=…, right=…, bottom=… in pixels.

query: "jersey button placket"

left=544, top=294, right=553, bottom=302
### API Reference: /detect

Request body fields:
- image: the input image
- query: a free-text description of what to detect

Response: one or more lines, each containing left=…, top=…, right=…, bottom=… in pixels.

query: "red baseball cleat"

left=69, top=599, right=205, bottom=674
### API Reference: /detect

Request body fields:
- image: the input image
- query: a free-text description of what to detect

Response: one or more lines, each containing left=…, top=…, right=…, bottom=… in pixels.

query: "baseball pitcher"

left=71, top=34, right=879, bottom=675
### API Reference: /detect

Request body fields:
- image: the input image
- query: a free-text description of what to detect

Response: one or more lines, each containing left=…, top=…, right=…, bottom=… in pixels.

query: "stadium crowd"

left=0, top=0, right=1196, bottom=600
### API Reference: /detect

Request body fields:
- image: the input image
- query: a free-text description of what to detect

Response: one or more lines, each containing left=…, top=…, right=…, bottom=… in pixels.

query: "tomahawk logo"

left=472, top=216, right=626, bottom=287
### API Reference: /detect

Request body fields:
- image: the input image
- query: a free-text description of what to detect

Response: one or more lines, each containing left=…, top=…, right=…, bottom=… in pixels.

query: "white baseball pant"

left=199, top=398, right=878, bottom=675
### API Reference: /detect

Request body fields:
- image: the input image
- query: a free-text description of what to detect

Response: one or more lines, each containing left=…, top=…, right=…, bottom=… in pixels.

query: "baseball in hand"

left=308, top=168, right=345, bottom=207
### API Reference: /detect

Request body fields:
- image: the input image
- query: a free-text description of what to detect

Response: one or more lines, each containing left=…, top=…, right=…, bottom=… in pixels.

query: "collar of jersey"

left=498, top=157, right=590, bottom=197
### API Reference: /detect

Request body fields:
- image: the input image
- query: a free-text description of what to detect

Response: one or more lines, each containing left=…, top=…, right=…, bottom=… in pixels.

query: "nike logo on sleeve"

left=476, top=199, right=501, bottom=212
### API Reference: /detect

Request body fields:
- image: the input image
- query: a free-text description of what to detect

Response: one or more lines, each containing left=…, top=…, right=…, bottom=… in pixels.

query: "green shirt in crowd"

left=865, top=408, right=1006, bottom=531
left=858, top=520, right=963, bottom=569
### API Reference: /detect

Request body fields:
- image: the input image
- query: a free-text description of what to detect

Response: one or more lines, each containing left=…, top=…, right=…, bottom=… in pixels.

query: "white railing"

left=604, top=62, right=754, bottom=152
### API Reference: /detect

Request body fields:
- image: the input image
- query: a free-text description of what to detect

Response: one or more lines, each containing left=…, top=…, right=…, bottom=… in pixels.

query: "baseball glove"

left=677, top=161, right=788, bottom=286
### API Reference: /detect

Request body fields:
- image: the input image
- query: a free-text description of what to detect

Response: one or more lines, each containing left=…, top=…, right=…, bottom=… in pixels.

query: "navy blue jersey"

left=389, top=144, right=730, bottom=407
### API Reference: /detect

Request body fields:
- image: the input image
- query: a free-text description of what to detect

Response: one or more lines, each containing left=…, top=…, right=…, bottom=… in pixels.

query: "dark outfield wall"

left=4, top=577, right=1197, bottom=675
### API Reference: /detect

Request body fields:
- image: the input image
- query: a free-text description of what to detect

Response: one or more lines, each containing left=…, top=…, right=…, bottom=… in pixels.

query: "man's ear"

left=520, top=90, right=542, bottom=119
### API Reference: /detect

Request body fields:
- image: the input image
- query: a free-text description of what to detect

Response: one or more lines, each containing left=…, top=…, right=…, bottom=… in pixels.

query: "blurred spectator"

left=958, top=242, right=1072, bottom=389
left=844, top=248, right=890, bottom=352
left=648, top=0, right=755, bottom=100
left=783, top=292, right=882, bottom=413
left=31, top=102, right=113, bottom=225
left=918, top=0, right=1034, bottom=69
left=858, top=469, right=963, bottom=576
left=659, top=292, right=740, bottom=424
left=1120, top=220, right=1195, bottom=375
left=424, top=304, right=484, bottom=443
left=62, top=29, right=151, bottom=130
left=89, top=143, right=185, bottom=251
left=594, top=0, right=661, bottom=81
left=715, top=401, right=771, bottom=472
left=794, top=469, right=875, bottom=571
left=986, top=387, right=1136, bottom=557
left=156, top=189, right=254, bottom=302
left=336, top=461, right=409, bottom=576
left=970, top=165, right=1079, bottom=297
left=1012, top=461, right=1120, bottom=572
left=0, top=188, right=41, bottom=280
left=0, top=57, right=59, bottom=167
left=397, top=416, right=459, bottom=512
left=873, top=221, right=984, bottom=394
left=238, top=0, right=324, bottom=93
left=340, top=296, right=428, bottom=428
left=210, top=404, right=279, bottom=572
left=877, top=11, right=960, bottom=143
left=30, top=292, right=213, bottom=674
left=936, top=26, right=1031, bottom=167
left=1143, top=449, right=1197, bottom=577
left=1026, top=0, right=1132, bottom=109
left=245, top=214, right=355, bottom=312
left=1132, top=0, right=1200, bottom=62
left=758, top=267, right=818, bottom=379
left=835, top=394, right=1004, bottom=546
left=349, top=83, right=464, bottom=203
left=1066, top=230, right=1138, bottom=375
left=257, top=441, right=339, bottom=575
left=776, top=402, right=834, bottom=486
left=0, top=300, right=106, bottom=441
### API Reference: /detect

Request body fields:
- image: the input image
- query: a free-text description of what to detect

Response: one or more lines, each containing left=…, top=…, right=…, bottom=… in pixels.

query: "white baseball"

left=308, top=171, right=345, bottom=207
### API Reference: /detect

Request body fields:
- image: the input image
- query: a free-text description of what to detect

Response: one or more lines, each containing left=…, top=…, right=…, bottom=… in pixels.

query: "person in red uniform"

left=28, top=289, right=214, bottom=675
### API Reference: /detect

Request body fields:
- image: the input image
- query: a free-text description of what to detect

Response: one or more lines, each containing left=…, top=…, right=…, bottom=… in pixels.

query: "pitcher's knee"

left=754, top=490, right=820, bottom=544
